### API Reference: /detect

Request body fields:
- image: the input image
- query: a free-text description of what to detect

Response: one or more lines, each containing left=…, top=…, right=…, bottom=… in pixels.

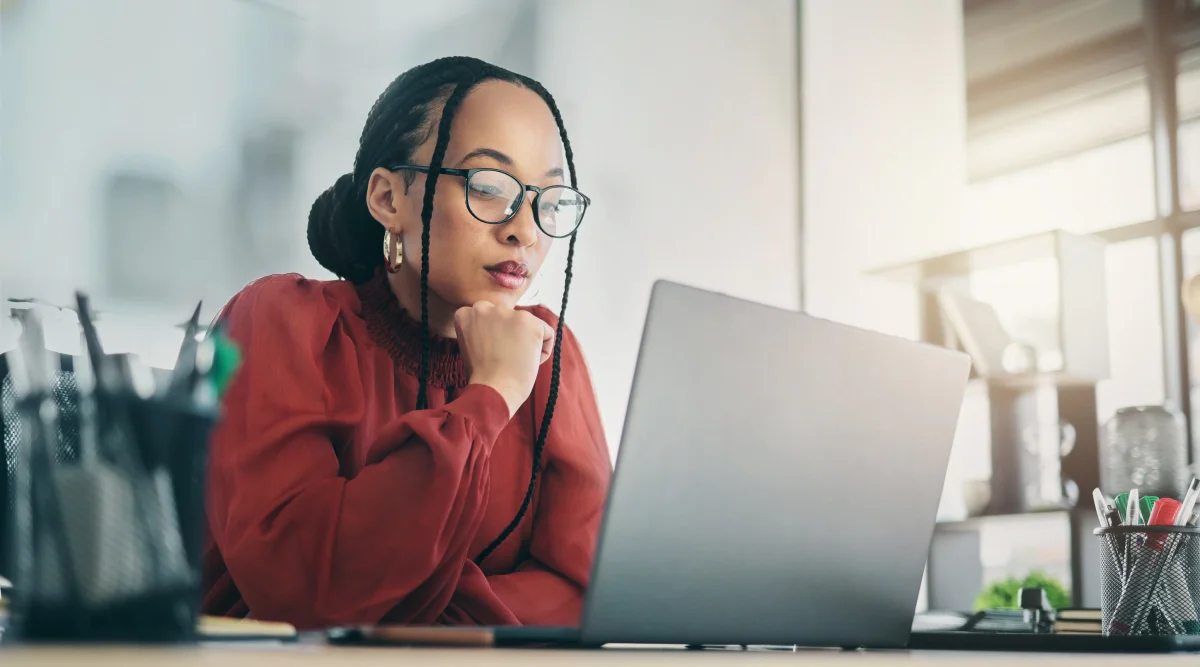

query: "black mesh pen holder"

left=7, top=389, right=216, bottom=643
left=1096, top=525, right=1200, bottom=637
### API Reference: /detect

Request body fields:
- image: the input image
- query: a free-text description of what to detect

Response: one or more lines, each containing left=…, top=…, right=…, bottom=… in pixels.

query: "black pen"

left=168, top=300, right=203, bottom=399
left=75, top=292, right=112, bottom=390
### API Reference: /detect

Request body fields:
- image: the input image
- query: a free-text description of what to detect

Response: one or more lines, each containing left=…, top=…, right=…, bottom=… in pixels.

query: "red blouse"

left=199, top=270, right=612, bottom=630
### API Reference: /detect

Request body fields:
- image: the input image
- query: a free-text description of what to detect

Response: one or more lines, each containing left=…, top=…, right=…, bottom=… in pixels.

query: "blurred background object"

left=3, top=0, right=1200, bottom=616
left=1100, top=404, right=1190, bottom=499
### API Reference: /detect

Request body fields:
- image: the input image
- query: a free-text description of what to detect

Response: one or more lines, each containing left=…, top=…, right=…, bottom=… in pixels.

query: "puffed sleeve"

left=205, top=275, right=513, bottom=629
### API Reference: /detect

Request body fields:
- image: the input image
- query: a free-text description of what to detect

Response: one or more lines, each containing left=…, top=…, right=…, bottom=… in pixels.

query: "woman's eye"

left=469, top=183, right=503, bottom=198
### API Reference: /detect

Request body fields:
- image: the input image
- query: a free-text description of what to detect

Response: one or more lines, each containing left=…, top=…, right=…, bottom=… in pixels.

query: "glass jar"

left=1101, top=405, right=1190, bottom=499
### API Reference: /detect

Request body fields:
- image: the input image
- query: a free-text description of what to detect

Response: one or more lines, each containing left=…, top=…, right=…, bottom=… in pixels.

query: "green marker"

left=1113, top=492, right=1158, bottom=525
left=1141, top=495, right=1158, bottom=524
left=210, top=332, right=242, bottom=399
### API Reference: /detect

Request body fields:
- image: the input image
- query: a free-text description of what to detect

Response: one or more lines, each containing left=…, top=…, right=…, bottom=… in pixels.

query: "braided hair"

left=306, top=56, right=580, bottom=565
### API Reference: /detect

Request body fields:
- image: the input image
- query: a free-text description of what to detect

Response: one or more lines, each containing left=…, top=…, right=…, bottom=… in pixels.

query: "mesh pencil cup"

left=1096, top=525, right=1200, bottom=637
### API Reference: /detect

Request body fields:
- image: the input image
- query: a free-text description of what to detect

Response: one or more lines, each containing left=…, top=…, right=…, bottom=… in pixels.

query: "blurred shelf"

left=867, top=230, right=1082, bottom=287
left=936, top=509, right=1073, bottom=530
left=968, top=372, right=1100, bottom=390
left=867, top=213, right=1200, bottom=288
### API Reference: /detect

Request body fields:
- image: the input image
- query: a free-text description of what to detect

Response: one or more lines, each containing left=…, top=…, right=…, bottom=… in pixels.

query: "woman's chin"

left=467, top=287, right=522, bottom=309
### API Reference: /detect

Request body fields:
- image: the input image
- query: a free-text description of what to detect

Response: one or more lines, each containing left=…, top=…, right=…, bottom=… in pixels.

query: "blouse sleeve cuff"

left=449, top=383, right=513, bottom=446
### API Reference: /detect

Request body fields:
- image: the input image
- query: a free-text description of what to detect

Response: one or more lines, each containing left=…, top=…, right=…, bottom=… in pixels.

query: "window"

left=1181, top=119, right=1200, bottom=212
left=1178, top=47, right=1200, bottom=211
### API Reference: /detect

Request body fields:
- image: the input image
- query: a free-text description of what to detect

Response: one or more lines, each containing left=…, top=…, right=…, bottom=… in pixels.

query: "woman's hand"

left=456, top=301, right=555, bottom=418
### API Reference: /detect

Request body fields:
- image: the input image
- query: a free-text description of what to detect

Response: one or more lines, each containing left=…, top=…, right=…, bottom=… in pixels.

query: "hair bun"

left=307, top=173, right=379, bottom=283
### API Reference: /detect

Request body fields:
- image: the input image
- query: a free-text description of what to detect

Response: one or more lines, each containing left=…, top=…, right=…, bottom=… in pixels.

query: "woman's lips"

left=485, top=261, right=529, bottom=290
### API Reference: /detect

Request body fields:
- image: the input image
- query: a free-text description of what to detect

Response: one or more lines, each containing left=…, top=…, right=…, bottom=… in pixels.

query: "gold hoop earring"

left=384, top=230, right=403, bottom=273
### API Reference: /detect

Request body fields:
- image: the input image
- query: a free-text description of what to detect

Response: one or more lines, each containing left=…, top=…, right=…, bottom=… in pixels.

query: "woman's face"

left=367, top=80, right=565, bottom=311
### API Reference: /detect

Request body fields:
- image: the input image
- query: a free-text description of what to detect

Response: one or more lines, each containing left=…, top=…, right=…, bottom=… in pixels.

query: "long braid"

left=415, top=77, right=481, bottom=409
left=474, top=82, right=579, bottom=564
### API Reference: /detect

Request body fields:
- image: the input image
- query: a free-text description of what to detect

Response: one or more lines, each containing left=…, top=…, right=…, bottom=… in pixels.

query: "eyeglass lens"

left=466, top=170, right=585, bottom=237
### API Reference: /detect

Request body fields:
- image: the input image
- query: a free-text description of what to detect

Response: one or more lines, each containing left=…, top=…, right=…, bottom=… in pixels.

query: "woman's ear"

left=365, top=167, right=406, bottom=229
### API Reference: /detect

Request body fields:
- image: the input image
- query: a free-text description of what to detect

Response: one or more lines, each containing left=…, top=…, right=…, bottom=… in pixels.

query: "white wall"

left=802, top=0, right=969, bottom=525
left=534, top=0, right=802, bottom=454
left=801, top=0, right=966, bottom=337
left=0, top=0, right=529, bottom=317
left=0, top=0, right=244, bottom=307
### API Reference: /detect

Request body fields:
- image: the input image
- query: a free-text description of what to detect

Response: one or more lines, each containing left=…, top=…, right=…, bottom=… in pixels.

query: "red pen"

left=1149, top=498, right=1182, bottom=527
left=1147, top=498, right=1182, bottom=551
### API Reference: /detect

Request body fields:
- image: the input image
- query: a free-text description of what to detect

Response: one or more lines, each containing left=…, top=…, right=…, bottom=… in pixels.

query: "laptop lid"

left=580, top=280, right=970, bottom=648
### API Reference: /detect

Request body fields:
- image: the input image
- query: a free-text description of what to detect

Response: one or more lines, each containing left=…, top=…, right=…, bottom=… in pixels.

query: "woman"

left=200, top=56, right=611, bottom=630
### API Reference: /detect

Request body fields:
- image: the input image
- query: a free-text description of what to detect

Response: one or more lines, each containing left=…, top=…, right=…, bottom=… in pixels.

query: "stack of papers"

left=197, top=615, right=297, bottom=641
left=1055, top=609, right=1102, bottom=635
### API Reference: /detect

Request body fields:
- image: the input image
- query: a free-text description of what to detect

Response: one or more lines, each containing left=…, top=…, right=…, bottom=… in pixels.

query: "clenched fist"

left=456, top=301, right=555, bottom=418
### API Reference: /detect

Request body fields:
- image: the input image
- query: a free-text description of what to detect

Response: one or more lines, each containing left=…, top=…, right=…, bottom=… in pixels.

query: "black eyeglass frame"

left=389, top=165, right=590, bottom=239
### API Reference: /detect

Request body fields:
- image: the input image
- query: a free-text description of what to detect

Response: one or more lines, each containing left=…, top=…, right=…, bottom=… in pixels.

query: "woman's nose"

left=500, top=191, right=539, bottom=247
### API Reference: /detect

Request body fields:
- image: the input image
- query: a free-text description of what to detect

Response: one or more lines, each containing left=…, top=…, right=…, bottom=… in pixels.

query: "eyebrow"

left=458, top=147, right=565, bottom=179
left=458, top=147, right=512, bottom=166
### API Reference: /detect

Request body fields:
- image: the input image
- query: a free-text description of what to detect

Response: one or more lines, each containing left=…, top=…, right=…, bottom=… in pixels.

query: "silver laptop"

left=572, top=279, right=969, bottom=648
left=334, top=279, right=970, bottom=648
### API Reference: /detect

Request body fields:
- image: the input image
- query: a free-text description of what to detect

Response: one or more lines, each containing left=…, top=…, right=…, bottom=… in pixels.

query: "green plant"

left=974, top=571, right=1071, bottom=611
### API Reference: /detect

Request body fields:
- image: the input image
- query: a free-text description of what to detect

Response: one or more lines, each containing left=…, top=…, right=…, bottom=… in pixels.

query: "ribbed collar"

left=354, top=269, right=467, bottom=389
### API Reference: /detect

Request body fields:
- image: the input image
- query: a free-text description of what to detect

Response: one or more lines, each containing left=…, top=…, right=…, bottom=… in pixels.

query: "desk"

left=1, top=645, right=1197, bottom=666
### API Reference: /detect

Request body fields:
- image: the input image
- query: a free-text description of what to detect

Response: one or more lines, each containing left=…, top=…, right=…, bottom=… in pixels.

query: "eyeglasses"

left=390, top=165, right=589, bottom=238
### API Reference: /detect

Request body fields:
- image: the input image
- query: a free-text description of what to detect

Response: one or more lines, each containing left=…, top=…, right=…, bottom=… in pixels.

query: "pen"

left=1121, top=488, right=1141, bottom=621
left=167, top=300, right=203, bottom=400
left=1092, top=488, right=1109, bottom=526
left=173, top=300, right=203, bottom=371
left=1115, top=492, right=1130, bottom=523
left=75, top=292, right=114, bottom=392
left=1093, top=488, right=1127, bottom=585
left=1093, top=488, right=1123, bottom=527
left=1176, top=477, right=1200, bottom=527
left=1148, top=497, right=1181, bottom=527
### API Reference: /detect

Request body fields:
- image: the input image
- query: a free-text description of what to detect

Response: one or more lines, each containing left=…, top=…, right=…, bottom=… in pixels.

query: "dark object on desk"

left=0, top=297, right=231, bottom=643
left=910, top=628, right=1200, bottom=652
left=910, top=605, right=1200, bottom=652
left=328, top=625, right=585, bottom=648
left=1019, top=587, right=1053, bottom=633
